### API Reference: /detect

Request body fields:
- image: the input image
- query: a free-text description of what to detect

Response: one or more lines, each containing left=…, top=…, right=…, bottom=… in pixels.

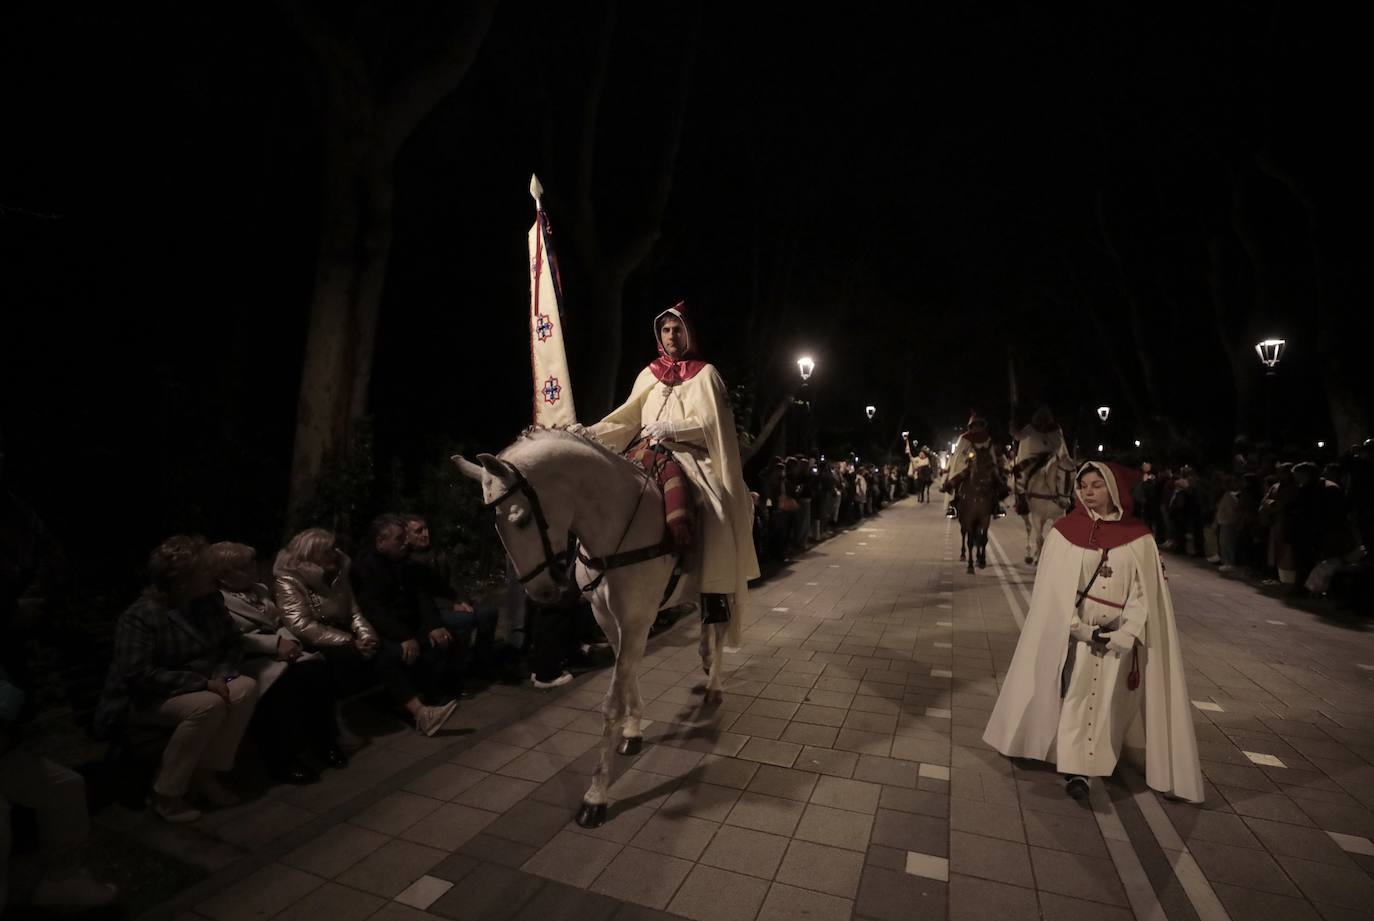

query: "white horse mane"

left=500, top=426, right=648, bottom=480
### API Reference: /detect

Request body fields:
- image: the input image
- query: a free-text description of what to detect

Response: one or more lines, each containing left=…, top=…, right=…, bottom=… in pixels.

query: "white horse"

left=1018, top=452, right=1076, bottom=564
left=453, top=427, right=719, bottom=828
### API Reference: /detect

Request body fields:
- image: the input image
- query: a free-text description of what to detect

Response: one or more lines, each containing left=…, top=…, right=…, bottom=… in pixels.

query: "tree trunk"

left=1205, top=235, right=1255, bottom=439
left=288, top=134, right=395, bottom=515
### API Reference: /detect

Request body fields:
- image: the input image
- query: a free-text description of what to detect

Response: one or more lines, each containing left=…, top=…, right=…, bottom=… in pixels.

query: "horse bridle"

left=483, top=462, right=574, bottom=586
left=483, top=453, right=674, bottom=592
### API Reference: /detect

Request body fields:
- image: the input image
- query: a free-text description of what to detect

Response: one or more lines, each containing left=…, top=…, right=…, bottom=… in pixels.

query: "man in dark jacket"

left=352, top=515, right=460, bottom=705
left=401, top=514, right=500, bottom=682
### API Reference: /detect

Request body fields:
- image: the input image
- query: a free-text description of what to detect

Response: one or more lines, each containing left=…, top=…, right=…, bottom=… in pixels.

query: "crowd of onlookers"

left=2, top=438, right=925, bottom=911
left=749, top=455, right=910, bottom=565
left=1133, top=442, right=1373, bottom=605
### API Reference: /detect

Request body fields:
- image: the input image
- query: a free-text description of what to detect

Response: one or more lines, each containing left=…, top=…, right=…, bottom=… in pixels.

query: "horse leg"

left=964, top=525, right=974, bottom=574
left=959, top=526, right=967, bottom=561
left=616, top=620, right=650, bottom=757
left=704, top=622, right=727, bottom=705
left=978, top=524, right=988, bottom=569
left=1023, top=508, right=1036, bottom=564
left=578, top=592, right=624, bottom=827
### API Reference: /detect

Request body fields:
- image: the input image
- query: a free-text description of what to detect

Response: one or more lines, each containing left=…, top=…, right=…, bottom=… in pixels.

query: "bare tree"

left=281, top=0, right=500, bottom=516
left=541, top=0, right=701, bottom=418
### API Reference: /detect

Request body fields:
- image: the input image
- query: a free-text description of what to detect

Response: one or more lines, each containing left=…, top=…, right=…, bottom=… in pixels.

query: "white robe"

left=590, top=364, right=760, bottom=644
left=983, top=526, right=1203, bottom=801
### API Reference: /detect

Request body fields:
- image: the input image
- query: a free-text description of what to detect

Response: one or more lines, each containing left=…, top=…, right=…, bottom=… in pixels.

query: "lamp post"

left=796, top=356, right=816, bottom=453
left=1255, top=338, right=1286, bottom=446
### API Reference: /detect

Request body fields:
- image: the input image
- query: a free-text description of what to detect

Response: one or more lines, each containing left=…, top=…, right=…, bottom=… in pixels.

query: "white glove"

left=643, top=420, right=676, bottom=441
left=1068, top=620, right=1096, bottom=644
left=1098, top=630, right=1135, bottom=655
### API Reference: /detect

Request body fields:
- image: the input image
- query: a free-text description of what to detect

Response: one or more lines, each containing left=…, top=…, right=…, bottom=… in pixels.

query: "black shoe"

left=273, top=763, right=321, bottom=786
left=1064, top=775, right=1090, bottom=800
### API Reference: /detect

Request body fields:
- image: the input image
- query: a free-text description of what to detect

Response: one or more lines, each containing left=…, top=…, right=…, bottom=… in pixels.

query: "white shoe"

left=531, top=671, right=573, bottom=690
left=1218, top=564, right=1236, bottom=573
left=415, top=700, right=459, bottom=736
left=31, top=870, right=118, bottom=911
left=1206, top=555, right=1222, bottom=564
left=148, top=793, right=202, bottom=824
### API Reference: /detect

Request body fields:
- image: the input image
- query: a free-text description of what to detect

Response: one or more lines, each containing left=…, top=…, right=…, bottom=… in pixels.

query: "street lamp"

left=1097, top=444, right=1104, bottom=453
left=1097, top=406, right=1111, bottom=424
left=1256, top=337, right=1286, bottom=445
left=797, top=356, right=815, bottom=382
left=865, top=405, right=876, bottom=421
left=1255, top=338, right=1286, bottom=375
left=1134, top=439, right=1141, bottom=448
left=1317, top=441, right=1325, bottom=449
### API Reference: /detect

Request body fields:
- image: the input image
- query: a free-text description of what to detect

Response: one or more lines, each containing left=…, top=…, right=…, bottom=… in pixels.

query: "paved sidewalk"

left=138, top=499, right=1374, bottom=921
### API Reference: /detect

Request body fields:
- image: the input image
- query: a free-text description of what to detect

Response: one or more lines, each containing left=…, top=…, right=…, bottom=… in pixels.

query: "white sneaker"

left=531, top=671, right=573, bottom=690
left=148, top=793, right=202, bottom=824
left=31, top=870, right=118, bottom=911
left=415, top=700, right=459, bottom=736
left=1218, top=564, right=1236, bottom=573
left=1206, top=555, right=1222, bottom=564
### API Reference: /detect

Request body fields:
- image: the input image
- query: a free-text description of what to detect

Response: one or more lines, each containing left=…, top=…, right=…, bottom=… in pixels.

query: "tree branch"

left=381, top=0, right=501, bottom=156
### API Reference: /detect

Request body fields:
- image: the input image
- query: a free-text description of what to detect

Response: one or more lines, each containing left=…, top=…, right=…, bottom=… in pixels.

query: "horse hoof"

left=978, top=560, right=987, bottom=569
left=618, top=736, right=643, bottom=756
left=575, top=801, right=608, bottom=828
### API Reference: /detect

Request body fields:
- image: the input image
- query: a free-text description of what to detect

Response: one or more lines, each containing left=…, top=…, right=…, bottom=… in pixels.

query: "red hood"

left=649, top=302, right=707, bottom=384
left=1053, top=461, right=1151, bottom=551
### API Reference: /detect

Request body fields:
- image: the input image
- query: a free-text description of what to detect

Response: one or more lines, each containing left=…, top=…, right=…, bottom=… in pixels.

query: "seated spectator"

left=208, top=542, right=346, bottom=784
left=275, top=527, right=457, bottom=737
left=402, top=514, right=500, bottom=683
left=94, top=535, right=258, bottom=824
left=352, top=516, right=465, bottom=720
left=2, top=469, right=117, bottom=910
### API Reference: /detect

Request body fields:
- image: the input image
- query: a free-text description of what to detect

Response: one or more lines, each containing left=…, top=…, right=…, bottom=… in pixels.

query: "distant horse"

left=453, top=428, right=708, bottom=829
left=1017, top=451, right=1076, bottom=564
left=914, top=457, right=934, bottom=503
left=957, top=443, right=1002, bottom=573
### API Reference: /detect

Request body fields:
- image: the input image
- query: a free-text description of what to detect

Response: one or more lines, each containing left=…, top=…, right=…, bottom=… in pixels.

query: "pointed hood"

left=1053, top=461, right=1152, bottom=550
left=649, top=302, right=708, bottom=384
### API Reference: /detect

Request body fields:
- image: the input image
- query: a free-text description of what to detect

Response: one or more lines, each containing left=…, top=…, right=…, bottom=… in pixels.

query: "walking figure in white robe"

left=983, top=461, right=1203, bottom=802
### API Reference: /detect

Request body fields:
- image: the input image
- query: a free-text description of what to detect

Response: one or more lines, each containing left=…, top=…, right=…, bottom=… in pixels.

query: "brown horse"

left=957, top=442, right=1002, bottom=573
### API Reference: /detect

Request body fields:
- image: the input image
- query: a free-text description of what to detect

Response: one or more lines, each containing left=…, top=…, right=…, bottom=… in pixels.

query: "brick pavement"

left=134, top=498, right=1374, bottom=921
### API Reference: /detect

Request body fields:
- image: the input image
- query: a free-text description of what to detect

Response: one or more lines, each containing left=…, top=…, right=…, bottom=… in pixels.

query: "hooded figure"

left=982, top=461, right=1203, bottom=802
left=587, top=304, right=759, bottom=646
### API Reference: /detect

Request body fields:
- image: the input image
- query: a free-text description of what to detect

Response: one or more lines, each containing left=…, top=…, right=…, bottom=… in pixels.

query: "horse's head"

left=453, top=451, right=571, bottom=604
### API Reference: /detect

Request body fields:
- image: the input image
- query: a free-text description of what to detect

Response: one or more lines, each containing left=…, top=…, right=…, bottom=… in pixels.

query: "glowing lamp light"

left=1134, top=440, right=1141, bottom=447
left=1317, top=441, right=1325, bottom=449
left=797, top=356, right=815, bottom=382
left=865, top=405, right=876, bottom=420
left=1255, top=338, right=1286, bottom=370
left=1097, top=444, right=1104, bottom=453
left=1097, top=406, right=1111, bottom=424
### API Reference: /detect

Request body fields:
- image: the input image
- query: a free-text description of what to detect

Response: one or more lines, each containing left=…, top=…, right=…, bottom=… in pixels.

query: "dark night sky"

left=1, top=2, right=1366, bottom=580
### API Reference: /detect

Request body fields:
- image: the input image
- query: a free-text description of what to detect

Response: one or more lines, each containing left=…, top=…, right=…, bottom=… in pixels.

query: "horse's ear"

left=450, top=455, right=484, bottom=482
left=475, top=453, right=512, bottom=479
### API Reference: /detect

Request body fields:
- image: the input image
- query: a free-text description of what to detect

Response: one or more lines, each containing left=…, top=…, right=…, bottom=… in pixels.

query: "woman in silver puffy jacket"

left=274, top=529, right=457, bottom=737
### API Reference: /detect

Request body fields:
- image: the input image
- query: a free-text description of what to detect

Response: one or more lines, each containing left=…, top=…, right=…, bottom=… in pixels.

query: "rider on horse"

left=584, top=303, right=758, bottom=646
left=942, top=413, right=1009, bottom=517
left=1012, top=405, right=1073, bottom=514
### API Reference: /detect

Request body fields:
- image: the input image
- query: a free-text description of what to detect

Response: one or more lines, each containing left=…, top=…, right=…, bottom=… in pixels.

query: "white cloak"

left=590, top=363, right=760, bottom=644
left=982, top=527, right=1204, bottom=802
left=1013, top=424, right=1069, bottom=468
